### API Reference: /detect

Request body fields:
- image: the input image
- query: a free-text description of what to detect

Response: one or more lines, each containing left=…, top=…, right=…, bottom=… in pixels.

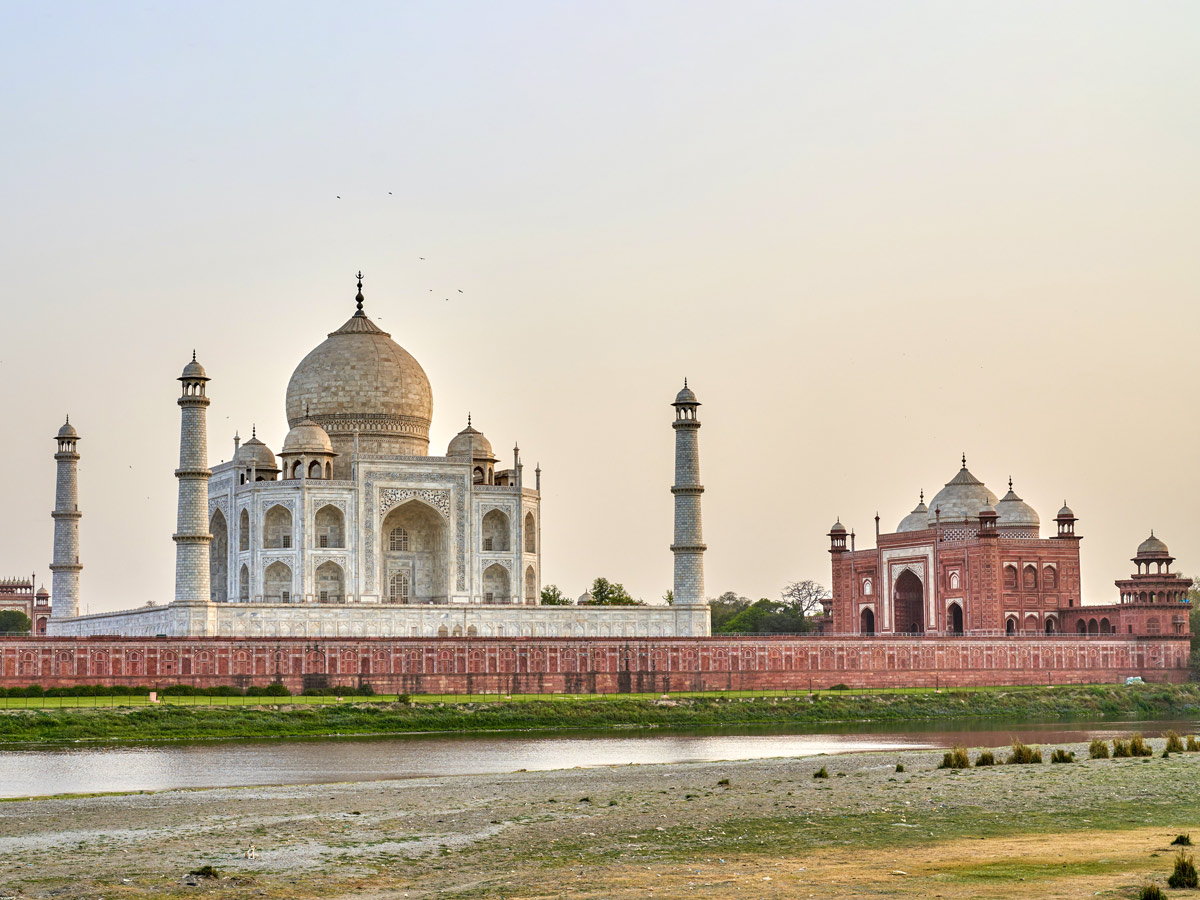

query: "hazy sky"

left=2, top=2, right=1197, bottom=613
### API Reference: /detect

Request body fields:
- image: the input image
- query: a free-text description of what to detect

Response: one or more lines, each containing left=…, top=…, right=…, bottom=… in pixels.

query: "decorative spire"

left=251, top=424, right=256, bottom=439
left=919, top=489, right=924, bottom=503
left=192, top=349, right=197, bottom=363
left=467, top=412, right=472, bottom=427
left=354, top=271, right=365, bottom=314
left=684, top=377, right=688, bottom=388
left=1008, top=476, right=1013, bottom=491
left=305, top=402, right=310, bottom=418
left=65, top=414, right=69, bottom=425
left=962, top=452, right=967, bottom=468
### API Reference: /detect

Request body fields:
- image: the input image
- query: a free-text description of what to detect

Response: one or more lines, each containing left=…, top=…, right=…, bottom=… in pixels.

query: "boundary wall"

left=0, top=634, right=1189, bottom=693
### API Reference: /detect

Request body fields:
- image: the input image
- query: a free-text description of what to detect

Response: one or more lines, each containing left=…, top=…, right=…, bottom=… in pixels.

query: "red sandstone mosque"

left=828, top=458, right=1192, bottom=640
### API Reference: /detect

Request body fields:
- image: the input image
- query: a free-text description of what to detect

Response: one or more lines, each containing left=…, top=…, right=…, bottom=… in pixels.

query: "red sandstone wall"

left=0, top=634, right=1189, bottom=693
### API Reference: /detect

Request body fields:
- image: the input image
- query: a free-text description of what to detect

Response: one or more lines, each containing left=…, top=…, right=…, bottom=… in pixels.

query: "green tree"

left=720, top=598, right=810, bottom=634
left=540, top=584, right=571, bottom=606
left=1189, top=578, right=1199, bottom=675
left=663, top=589, right=674, bottom=605
left=582, top=577, right=643, bottom=606
left=0, top=610, right=32, bottom=635
left=709, top=592, right=752, bottom=632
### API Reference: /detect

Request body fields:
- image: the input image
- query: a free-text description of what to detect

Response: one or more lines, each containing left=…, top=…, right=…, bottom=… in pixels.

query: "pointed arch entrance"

left=948, top=602, right=964, bottom=635
left=381, top=499, right=448, bottom=604
left=860, top=607, right=875, bottom=635
left=209, top=509, right=228, bottom=603
left=893, top=569, right=925, bottom=634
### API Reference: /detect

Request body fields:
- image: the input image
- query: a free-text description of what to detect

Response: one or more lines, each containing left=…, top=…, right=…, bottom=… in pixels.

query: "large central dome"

left=285, top=279, right=433, bottom=470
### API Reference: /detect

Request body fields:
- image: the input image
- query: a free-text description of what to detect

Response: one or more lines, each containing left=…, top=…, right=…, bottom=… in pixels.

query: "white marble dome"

left=282, top=418, right=334, bottom=455
left=926, top=461, right=998, bottom=526
left=896, top=494, right=930, bottom=532
left=447, top=421, right=496, bottom=461
left=234, top=434, right=278, bottom=472
left=285, top=294, right=433, bottom=453
left=995, top=480, right=1040, bottom=532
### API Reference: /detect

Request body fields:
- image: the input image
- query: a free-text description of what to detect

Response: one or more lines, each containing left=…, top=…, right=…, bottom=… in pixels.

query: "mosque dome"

left=896, top=493, right=930, bottom=532
left=995, top=480, right=1040, bottom=532
left=446, top=420, right=496, bottom=461
left=35, top=586, right=48, bottom=599
left=1057, top=503, right=1075, bottom=519
left=285, top=277, right=433, bottom=452
left=829, top=519, right=847, bottom=534
left=235, top=434, right=278, bottom=471
left=282, top=418, right=335, bottom=456
left=56, top=418, right=78, bottom=440
left=926, top=459, right=998, bottom=526
left=1136, top=532, right=1170, bottom=558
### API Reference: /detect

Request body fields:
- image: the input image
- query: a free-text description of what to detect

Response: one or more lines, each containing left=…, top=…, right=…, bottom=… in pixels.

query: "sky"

left=1, top=1, right=1197, bottom=613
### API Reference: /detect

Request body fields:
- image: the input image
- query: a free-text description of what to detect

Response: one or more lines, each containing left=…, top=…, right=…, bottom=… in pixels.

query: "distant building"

left=828, top=458, right=1190, bottom=637
left=0, top=578, right=51, bottom=634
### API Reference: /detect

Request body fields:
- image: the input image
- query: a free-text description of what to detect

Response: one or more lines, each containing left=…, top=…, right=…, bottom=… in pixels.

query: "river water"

left=0, top=719, right=1194, bottom=799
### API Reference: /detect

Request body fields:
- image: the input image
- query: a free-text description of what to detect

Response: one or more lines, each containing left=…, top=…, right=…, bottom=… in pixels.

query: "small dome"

left=282, top=418, right=335, bottom=456
left=235, top=434, right=279, bottom=471
left=1136, top=532, right=1170, bottom=558
left=1057, top=503, right=1075, bottom=519
left=979, top=502, right=997, bottom=516
left=829, top=519, right=847, bottom=534
left=576, top=590, right=594, bottom=605
left=180, top=353, right=208, bottom=380
left=56, top=418, right=78, bottom=439
left=896, top=494, right=930, bottom=532
left=447, top=421, right=496, bottom=461
left=926, top=459, right=998, bottom=525
left=35, top=586, right=48, bottom=598
left=995, top=481, right=1040, bottom=531
left=673, top=381, right=698, bottom=405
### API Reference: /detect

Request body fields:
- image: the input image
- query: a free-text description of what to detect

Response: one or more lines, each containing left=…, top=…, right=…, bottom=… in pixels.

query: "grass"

left=0, top=682, right=1194, bottom=744
left=1168, top=851, right=1199, bottom=889
left=1050, top=748, right=1075, bottom=763
left=813, top=766, right=829, bottom=779
left=1164, top=730, right=1185, bottom=753
left=975, top=750, right=996, bottom=766
left=1130, top=733, right=1154, bottom=757
left=939, top=746, right=970, bottom=769
left=1007, top=740, right=1042, bottom=764
left=1139, top=884, right=1166, bottom=900
left=1089, top=738, right=1110, bottom=759
left=1171, top=834, right=1191, bottom=846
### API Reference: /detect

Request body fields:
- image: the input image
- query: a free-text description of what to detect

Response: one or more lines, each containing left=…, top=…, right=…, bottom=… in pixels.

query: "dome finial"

left=919, top=489, right=924, bottom=503
left=467, top=412, right=472, bottom=427
left=65, top=414, right=69, bottom=425
left=192, top=349, right=196, bottom=363
left=962, top=452, right=967, bottom=468
left=1008, top=476, right=1013, bottom=491
left=252, top=423, right=256, bottom=439
left=355, top=270, right=365, bottom=314
left=305, top=402, right=310, bottom=418
left=684, top=377, right=688, bottom=388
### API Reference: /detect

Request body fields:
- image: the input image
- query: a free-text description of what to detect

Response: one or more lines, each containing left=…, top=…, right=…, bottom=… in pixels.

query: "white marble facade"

left=48, top=275, right=712, bottom=638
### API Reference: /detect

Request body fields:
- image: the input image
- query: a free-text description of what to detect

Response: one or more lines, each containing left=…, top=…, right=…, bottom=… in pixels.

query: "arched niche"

left=381, top=500, right=448, bottom=604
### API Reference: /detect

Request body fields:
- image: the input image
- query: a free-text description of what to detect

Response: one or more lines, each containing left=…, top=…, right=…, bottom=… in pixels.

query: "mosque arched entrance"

left=381, top=500, right=448, bottom=604
left=859, top=607, right=875, bottom=635
left=893, top=570, right=925, bottom=634
left=948, top=602, right=964, bottom=635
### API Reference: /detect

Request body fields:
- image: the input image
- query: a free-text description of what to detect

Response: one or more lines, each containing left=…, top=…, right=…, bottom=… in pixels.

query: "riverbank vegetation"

left=0, top=682, right=1195, bottom=743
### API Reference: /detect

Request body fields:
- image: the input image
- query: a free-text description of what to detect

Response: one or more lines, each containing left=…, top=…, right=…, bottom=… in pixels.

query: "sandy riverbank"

left=0, top=736, right=1196, bottom=899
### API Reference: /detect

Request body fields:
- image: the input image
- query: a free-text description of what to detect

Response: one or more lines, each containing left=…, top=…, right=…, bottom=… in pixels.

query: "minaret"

left=49, top=417, right=82, bottom=618
left=670, top=380, right=706, bottom=607
left=174, top=352, right=213, bottom=603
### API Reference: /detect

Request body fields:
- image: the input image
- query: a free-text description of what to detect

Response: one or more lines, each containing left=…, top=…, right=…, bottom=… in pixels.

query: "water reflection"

left=1, top=719, right=1194, bottom=799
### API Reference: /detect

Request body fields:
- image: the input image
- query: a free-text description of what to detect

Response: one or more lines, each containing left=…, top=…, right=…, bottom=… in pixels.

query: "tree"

left=1190, top=578, right=1199, bottom=676
left=720, top=598, right=809, bottom=634
left=709, top=592, right=752, bottom=632
left=780, top=579, right=830, bottom=617
left=0, top=611, right=32, bottom=635
left=582, top=577, right=644, bottom=606
left=663, top=589, right=674, bottom=605
left=540, top=584, right=571, bottom=606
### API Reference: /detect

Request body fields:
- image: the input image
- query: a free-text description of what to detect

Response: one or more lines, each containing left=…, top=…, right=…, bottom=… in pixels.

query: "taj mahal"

left=47, top=275, right=711, bottom=639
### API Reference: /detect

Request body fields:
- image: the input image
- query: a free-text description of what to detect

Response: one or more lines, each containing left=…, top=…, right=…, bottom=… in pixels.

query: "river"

left=1, top=718, right=1194, bottom=798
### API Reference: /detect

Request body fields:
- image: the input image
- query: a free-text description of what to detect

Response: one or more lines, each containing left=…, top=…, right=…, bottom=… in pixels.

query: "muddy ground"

left=0, top=737, right=1196, bottom=899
